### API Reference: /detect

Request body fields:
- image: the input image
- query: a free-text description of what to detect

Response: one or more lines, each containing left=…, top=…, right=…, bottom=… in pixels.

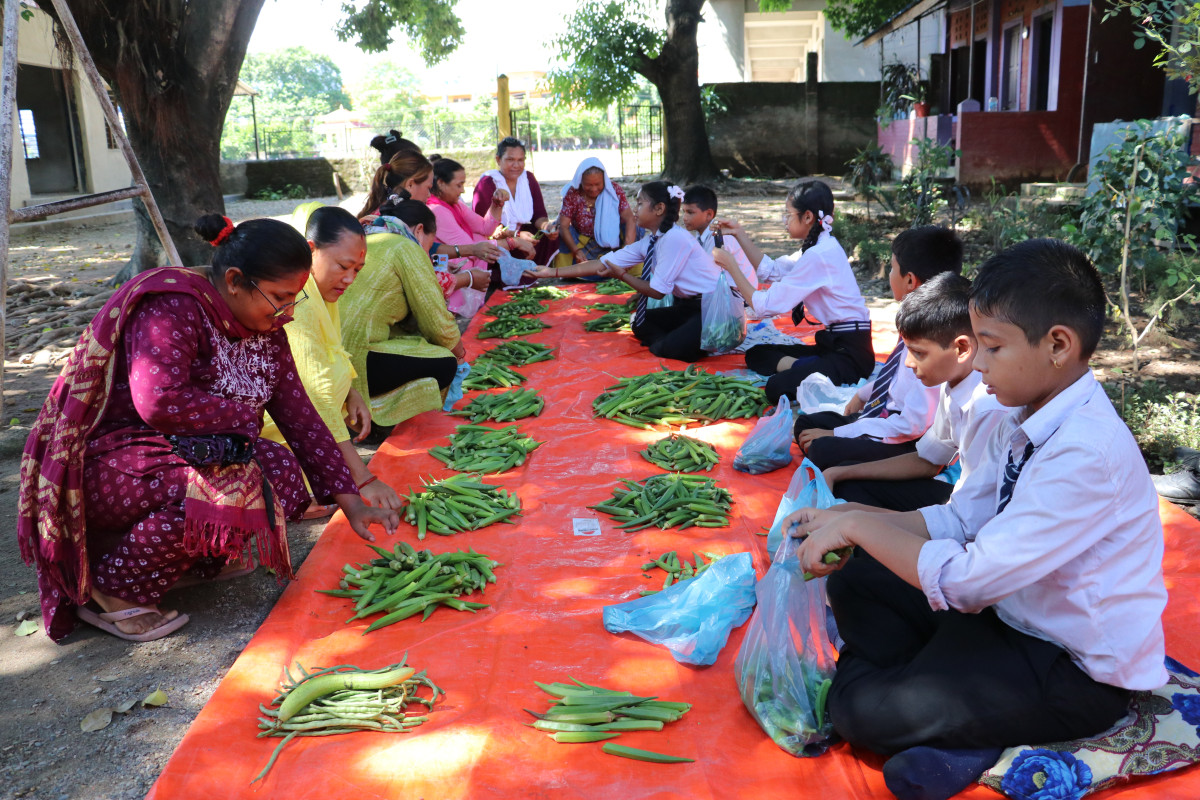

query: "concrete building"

left=4, top=8, right=133, bottom=222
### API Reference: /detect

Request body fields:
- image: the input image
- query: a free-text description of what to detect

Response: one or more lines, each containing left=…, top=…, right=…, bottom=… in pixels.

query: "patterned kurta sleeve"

left=394, top=239, right=461, bottom=350
left=125, top=295, right=260, bottom=437
left=264, top=329, right=358, bottom=499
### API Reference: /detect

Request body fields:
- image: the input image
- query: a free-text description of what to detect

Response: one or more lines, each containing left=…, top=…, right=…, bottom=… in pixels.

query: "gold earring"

left=1053, top=360, right=1062, bottom=369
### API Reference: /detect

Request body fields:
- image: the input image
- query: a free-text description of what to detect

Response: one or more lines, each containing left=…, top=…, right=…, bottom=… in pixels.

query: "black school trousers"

left=746, top=328, right=875, bottom=405
left=792, top=411, right=918, bottom=470
left=826, top=552, right=1132, bottom=755
left=632, top=295, right=705, bottom=363
left=833, top=475, right=953, bottom=511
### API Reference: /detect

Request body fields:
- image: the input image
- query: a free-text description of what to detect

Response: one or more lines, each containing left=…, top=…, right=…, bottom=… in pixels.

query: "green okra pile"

left=461, top=360, right=527, bottom=390
left=583, top=311, right=631, bottom=332
left=428, top=424, right=541, bottom=474
left=593, top=279, right=636, bottom=295
left=590, top=473, right=732, bottom=531
left=515, top=285, right=570, bottom=301
left=318, top=543, right=501, bottom=629
left=638, top=550, right=725, bottom=595
left=253, top=658, right=442, bottom=783
left=477, top=339, right=555, bottom=367
left=593, top=365, right=766, bottom=429
left=640, top=434, right=718, bottom=473
left=399, top=473, right=521, bottom=537
left=525, top=678, right=694, bottom=762
left=584, top=302, right=632, bottom=313
left=486, top=295, right=549, bottom=317
left=451, top=387, right=545, bottom=422
left=478, top=316, right=550, bottom=339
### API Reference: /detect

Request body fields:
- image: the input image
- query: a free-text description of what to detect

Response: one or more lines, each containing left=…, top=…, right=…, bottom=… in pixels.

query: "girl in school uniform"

left=712, top=179, right=876, bottom=404
left=525, top=181, right=721, bottom=362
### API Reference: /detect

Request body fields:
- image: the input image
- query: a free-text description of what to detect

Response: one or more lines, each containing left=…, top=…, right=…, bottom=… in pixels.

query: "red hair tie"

left=383, top=163, right=393, bottom=172
left=213, top=216, right=235, bottom=246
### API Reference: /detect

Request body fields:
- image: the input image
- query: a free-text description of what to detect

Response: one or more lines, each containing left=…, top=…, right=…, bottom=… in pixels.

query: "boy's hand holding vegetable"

left=786, top=507, right=856, bottom=579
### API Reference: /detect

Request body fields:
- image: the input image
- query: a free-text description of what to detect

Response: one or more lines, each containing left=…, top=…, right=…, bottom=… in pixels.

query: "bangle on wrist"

left=454, top=245, right=460, bottom=257
left=357, top=475, right=378, bottom=490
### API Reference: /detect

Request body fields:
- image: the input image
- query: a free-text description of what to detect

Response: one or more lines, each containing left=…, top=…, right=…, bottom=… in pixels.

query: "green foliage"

left=844, top=145, right=893, bottom=219
left=250, top=184, right=310, bottom=201
left=700, top=86, right=729, bottom=120
left=336, top=0, right=466, bottom=65
left=544, top=0, right=664, bottom=109
left=241, top=47, right=352, bottom=119
left=966, top=179, right=1066, bottom=259
left=879, top=62, right=921, bottom=120
left=1103, top=0, right=1200, bottom=95
left=824, top=0, right=913, bottom=39
left=1062, top=119, right=1196, bottom=274
left=880, top=138, right=959, bottom=228
left=1106, top=381, right=1200, bottom=471
left=349, top=59, right=425, bottom=127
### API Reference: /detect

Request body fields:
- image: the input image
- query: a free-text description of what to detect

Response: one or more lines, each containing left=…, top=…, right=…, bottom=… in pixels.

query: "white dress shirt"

left=696, top=228, right=757, bottom=288
left=835, top=340, right=939, bottom=443
left=602, top=225, right=720, bottom=298
left=915, top=370, right=1006, bottom=503
left=748, top=233, right=870, bottom=324
left=918, top=371, right=1167, bottom=690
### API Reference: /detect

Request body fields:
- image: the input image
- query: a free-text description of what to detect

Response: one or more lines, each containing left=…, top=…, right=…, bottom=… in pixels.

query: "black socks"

left=883, top=746, right=1004, bottom=800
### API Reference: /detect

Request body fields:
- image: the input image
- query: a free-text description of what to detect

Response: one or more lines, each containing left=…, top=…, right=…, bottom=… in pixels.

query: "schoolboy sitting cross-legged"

left=679, top=185, right=756, bottom=286
left=788, top=239, right=1166, bottom=800
left=792, top=226, right=964, bottom=471
left=824, top=272, right=1007, bottom=512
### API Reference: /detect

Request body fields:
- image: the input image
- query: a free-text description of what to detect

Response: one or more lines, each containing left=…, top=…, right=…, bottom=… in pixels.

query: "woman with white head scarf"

left=554, top=157, right=637, bottom=267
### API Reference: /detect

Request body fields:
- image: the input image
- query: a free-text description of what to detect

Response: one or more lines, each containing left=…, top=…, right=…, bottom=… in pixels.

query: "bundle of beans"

left=476, top=339, right=555, bottom=367
left=589, top=473, right=732, bottom=531
left=583, top=311, right=631, bottom=332
left=428, top=424, right=541, bottom=474
left=638, top=550, right=725, bottom=595
left=592, top=365, right=765, bottom=429
left=486, top=295, right=549, bottom=317
left=593, top=279, right=635, bottom=295
left=461, top=360, right=527, bottom=390
left=478, top=316, right=550, bottom=339
left=451, top=388, right=544, bottom=422
left=639, top=434, right=718, bottom=472
left=399, top=473, right=521, bottom=537
left=516, top=285, right=570, bottom=301
left=584, top=302, right=632, bottom=313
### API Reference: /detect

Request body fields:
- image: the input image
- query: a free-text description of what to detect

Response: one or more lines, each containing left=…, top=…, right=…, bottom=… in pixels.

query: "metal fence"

left=617, top=105, right=663, bottom=177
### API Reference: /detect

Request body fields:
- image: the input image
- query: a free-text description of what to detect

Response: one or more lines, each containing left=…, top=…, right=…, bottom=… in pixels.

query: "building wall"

left=699, top=0, right=747, bottom=83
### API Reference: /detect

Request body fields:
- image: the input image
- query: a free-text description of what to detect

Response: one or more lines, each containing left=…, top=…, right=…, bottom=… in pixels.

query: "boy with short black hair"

left=823, top=271, right=1006, bottom=512
left=790, top=239, right=1166, bottom=800
left=679, top=186, right=756, bottom=286
left=793, top=225, right=965, bottom=470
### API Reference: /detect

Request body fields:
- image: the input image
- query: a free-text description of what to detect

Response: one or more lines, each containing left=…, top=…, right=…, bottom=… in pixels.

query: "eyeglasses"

left=781, top=211, right=801, bottom=224
left=251, top=280, right=308, bottom=317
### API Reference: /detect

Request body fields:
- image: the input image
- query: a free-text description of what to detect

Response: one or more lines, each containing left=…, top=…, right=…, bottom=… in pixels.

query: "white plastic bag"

left=795, top=372, right=861, bottom=414
left=700, top=271, right=746, bottom=354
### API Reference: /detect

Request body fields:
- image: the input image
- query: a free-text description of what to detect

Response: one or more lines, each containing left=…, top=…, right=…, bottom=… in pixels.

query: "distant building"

left=313, top=105, right=374, bottom=158
left=3, top=8, right=133, bottom=219
left=419, top=70, right=553, bottom=109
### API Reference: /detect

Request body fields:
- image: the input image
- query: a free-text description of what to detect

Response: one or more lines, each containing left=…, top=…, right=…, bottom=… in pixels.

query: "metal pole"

left=0, top=0, right=23, bottom=417
left=251, top=94, right=260, bottom=160
left=968, top=0, right=976, bottom=101
left=47, top=0, right=181, bottom=265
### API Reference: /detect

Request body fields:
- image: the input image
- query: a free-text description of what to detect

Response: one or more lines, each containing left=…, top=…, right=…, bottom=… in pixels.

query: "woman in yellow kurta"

left=339, top=199, right=464, bottom=427
left=262, top=203, right=402, bottom=511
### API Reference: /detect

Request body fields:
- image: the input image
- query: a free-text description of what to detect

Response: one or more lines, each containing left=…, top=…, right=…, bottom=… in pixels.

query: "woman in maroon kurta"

left=472, top=136, right=558, bottom=266
left=18, top=215, right=398, bottom=642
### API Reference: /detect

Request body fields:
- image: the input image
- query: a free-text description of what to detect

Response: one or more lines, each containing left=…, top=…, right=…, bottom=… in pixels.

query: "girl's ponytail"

left=786, top=178, right=835, bottom=251
left=639, top=181, right=682, bottom=234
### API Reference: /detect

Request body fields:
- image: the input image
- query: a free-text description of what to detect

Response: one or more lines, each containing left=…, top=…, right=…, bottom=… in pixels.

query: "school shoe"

left=1153, top=467, right=1200, bottom=505
left=1170, top=446, right=1200, bottom=471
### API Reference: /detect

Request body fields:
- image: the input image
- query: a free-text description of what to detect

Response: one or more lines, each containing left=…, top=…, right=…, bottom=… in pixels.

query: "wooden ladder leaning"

left=0, top=0, right=182, bottom=415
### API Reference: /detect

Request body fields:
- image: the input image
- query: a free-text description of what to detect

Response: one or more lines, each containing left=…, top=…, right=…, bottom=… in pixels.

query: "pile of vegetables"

left=583, top=312, right=631, bottom=332
left=399, top=473, right=521, bottom=537
left=451, top=387, right=545, bottom=422
left=638, top=550, right=725, bottom=595
left=478, top=316, right=551, bottom=339
left=590, top=473, right=732, bottom=531
left=640, top=434, right=718, bottom=473
left=526, top=678, right=694, bottom=763
left=593, top=366, right=765, bottom=429
left=428, top=424, right=541, bottom=474
left=487, top=295, right=548, bottom=317
left=461, top=360, right=527, bottom=390
left=477, top=339, right=555, bottom=367
left=516, top=285, right=570, bottom=301
left=584, top=301, right=631, bottom=313
left=253, top=659, right=442, bottom=782
left=318, top=543, right=501, bottom=630
left=593, top=279, right=635, bottom=295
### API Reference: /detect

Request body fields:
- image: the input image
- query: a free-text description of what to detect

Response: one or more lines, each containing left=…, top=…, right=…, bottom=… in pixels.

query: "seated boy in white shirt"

left=679, top=186, right=756, bottom=286
left=788, top=239, right=1166, bottom=800
left=824, top=272, right=1006, bottom=512
left=791, top=226, right=964, bottom=470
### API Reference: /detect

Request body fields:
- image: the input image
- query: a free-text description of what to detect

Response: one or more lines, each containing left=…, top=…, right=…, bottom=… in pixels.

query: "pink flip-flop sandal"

left=77, top=604, right=190, bottom=642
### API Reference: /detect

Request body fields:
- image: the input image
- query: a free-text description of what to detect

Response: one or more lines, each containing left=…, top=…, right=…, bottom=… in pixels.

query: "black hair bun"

left=194, top=213, right=230, bottom=245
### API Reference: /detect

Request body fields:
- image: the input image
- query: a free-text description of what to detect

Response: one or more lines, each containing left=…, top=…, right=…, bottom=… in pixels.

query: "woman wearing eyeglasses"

left=261, top=204, right=403, bottom=517
left=17, top=214, right=399, bottom=644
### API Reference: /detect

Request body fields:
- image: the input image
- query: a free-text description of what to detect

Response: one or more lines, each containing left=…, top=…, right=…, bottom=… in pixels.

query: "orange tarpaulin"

left=147, top=287, right=1200, bottom=800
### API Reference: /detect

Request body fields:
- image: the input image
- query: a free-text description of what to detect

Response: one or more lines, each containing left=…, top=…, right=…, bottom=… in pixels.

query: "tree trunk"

left=639, top=0, right=718, bottom=184
left=44, top=0, right=266, bottom=279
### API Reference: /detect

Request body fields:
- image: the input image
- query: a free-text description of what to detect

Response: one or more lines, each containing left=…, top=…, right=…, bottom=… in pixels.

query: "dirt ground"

left=0, top=184, right=1195, bottom=799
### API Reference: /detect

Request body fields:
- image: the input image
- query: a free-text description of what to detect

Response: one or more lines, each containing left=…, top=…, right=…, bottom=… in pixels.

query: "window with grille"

left=18, top=109, right=39, bottom=158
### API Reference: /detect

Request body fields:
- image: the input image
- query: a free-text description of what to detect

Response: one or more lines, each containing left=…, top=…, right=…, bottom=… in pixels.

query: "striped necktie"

left=996, top=440, right=1036, bottom=514
left=632, top=234, right=660, bottom=329
left=859, top=341, right=904, bottom=419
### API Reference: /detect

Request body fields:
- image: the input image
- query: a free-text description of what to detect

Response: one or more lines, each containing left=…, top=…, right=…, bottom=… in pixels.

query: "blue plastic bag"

left=766, top=459, right=845, bottom=558
left=497, top=251, right=535, bottom=287
left=733, top=395, right=794, bottom=474
left=735, top=534, right=838, bottom=757
left=442, top=362, right=471, bottom=412
left=602, top=552, right=757, bottom=666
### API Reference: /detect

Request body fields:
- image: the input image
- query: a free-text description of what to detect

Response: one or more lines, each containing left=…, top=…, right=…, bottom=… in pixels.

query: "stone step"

left=1020, top=182, right=1087, bottom=201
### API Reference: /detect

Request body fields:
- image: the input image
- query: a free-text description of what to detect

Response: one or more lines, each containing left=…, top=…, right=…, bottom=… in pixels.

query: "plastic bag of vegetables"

left=766, top=459, right=844, bottom=557
left=733, top=395, right=794, bottom=474
left=734, top=534, right=837, bottom=757
left=699, top=271, right=746, bottom=354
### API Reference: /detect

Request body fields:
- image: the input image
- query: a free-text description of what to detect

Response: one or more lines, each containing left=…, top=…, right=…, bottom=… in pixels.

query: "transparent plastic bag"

left=735, top=534, right=838, bottom=757
left=446, top=286, right=485, bottom=319
left=497, top=251, right=535, bottom=287
left=766, top=458, right=844, bottom=558
left=733, top=395, right=795, bottom=474
left=700, top=271, right=746, bottom=354
left=442, top=362, right=471, bottom=412
left=647, top=292, right=674, bottom=310
left=601, top=552, right=757, bottom=666
left=795, top=372, right=862, bottom=413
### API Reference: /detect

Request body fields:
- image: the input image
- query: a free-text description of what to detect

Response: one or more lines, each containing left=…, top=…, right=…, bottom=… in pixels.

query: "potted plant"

left=901, top=75, right=930, bottom=118
left=881, top=62, right=926, bottom=119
